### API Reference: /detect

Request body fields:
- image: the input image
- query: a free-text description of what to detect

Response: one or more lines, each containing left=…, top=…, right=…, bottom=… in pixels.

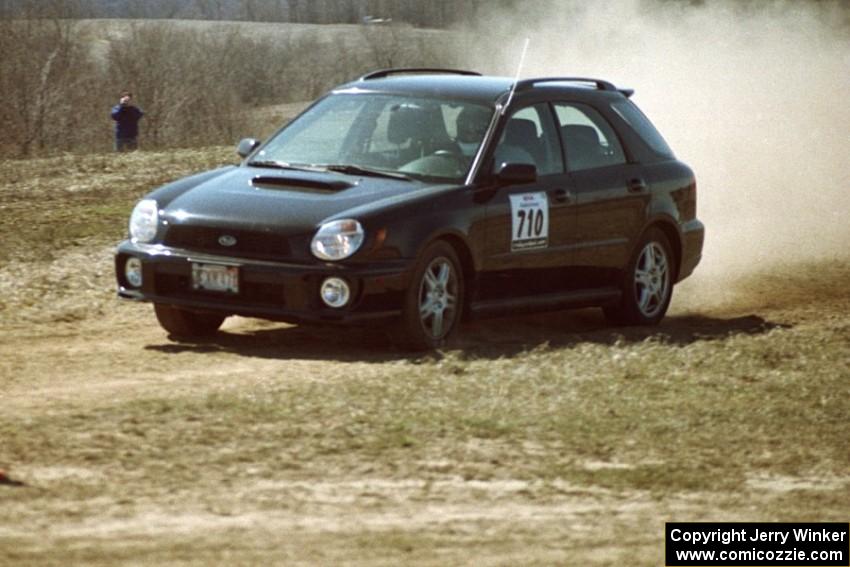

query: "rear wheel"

left=153, top=304, right=226, bottom=338
left=604, top=228, right=674, bottom=326
left=398, top=241, right=464, bottom=351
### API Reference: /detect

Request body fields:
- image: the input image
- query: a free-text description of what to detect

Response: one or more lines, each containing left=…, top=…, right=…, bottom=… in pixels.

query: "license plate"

left=192, top=263, right=239, bottom=294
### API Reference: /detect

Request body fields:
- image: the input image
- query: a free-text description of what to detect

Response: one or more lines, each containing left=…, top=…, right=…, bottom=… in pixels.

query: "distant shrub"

left=0, top=18, right=460, bottom=157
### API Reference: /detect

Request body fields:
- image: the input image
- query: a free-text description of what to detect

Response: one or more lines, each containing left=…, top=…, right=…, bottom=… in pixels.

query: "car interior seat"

left=493, top=117, right=548, bottom=173
left=562, top=124, right=605, bottom=170
left=387, top=104, right=428, bottom=163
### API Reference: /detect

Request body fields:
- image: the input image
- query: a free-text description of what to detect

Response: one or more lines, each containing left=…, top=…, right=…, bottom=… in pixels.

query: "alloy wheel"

left=417, top=256, right=459, bottom=340
left=634, top=241, right=670, bottom=319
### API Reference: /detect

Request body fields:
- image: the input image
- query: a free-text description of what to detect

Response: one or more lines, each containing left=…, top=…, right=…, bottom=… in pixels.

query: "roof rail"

left=359, top=68, right=482, bottom=81
left=516, top=77, right=619, bottom=92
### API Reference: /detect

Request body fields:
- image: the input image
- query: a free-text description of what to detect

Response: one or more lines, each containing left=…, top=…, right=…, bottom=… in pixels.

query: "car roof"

left=333, top=70, right=631, bottom=104
left=335, top=74, right=515, bottom=103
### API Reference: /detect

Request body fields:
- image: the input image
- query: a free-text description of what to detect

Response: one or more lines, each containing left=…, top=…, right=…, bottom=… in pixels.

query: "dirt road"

left=2, top=241, right=848, bottom=565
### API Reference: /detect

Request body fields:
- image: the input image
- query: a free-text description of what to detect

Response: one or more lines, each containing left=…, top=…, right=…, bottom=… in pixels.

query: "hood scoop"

left=251, top=174, right=355, bottom=193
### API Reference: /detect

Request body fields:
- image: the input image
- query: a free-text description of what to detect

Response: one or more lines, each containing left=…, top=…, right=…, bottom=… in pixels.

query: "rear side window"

left=611, top=100, right=674, bottom=158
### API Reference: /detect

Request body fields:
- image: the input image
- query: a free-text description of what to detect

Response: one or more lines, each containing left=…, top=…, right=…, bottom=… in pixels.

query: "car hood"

left=160, top=166, right=424, bottom=235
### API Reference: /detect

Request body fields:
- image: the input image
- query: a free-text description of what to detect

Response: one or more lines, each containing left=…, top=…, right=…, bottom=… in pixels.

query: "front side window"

left=554, top=102, right=627, bottom=171
left=491, top=103, right=564, bottom=176
left=254, top=93, right=494, bottom=182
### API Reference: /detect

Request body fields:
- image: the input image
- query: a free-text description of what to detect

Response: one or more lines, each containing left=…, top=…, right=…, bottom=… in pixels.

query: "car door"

left=553, top=102, right=648, bottom=283
left=478, top=103, right=578, bottom=297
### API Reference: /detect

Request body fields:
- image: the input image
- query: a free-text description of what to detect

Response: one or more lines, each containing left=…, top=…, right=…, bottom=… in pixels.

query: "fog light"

left=320, top=277, right=350, bottom=308
left=125, top=257, right=143, bottom=288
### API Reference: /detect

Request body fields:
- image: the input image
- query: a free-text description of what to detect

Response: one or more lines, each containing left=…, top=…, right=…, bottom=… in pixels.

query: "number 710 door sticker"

left=509, top=192, right=549, bottom=252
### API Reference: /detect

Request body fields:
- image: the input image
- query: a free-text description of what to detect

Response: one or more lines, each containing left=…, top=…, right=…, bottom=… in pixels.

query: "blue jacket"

left=111, top=104, right=144, bottom=139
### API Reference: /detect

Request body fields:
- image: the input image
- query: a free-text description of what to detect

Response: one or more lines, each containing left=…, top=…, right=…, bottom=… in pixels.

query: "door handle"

left=552, top=188, right=573, bottom=203
left=628, top=178, right=648, bottom=193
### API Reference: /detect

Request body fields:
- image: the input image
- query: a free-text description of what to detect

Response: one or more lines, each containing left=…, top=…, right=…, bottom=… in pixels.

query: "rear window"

left=611, top=100, right=674, bottom=158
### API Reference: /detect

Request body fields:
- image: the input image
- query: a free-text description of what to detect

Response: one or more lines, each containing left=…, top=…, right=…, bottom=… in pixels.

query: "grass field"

left=1, top=149, right=848, bottom=565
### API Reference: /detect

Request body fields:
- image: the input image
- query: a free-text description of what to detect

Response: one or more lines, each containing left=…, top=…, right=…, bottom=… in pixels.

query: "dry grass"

left=1, top=148, right=849, bottom=566
left=0, top=147, right=236, bottom=263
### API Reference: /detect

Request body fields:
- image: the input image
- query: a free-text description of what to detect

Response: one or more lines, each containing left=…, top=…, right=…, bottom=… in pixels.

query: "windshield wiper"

left=250, top=161, right=412, bottom=181
left=321, top=164, right=412, bottom=181
left=248, top=160, right=322, bottom=173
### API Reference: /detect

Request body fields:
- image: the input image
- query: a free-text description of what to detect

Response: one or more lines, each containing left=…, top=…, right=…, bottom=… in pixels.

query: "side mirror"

left=236, top=138, right=261, bottom=158
left=496, top=162, right=537, bottom=185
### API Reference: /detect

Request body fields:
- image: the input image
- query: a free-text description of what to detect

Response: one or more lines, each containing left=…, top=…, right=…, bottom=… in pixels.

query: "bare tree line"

left=0, top=0, right=507, bottom=28
left=0, top=6, right=459, bottom=158
left=0, top=17, right=102, bottom=156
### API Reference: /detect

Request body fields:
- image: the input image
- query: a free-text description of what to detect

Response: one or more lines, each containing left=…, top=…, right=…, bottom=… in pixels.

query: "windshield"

left=253, top=93, right=494, bottom=182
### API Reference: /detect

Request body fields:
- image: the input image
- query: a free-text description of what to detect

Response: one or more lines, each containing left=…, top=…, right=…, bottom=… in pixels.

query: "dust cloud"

left=460, top=0, right=850, bottom=286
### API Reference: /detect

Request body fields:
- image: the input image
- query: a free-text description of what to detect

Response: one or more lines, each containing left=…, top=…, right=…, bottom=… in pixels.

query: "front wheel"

left=398, top=241, right=464, bottom=351
left=153, top=304, right=226, bottom=338
left=604, top=228, right=674, bottom=326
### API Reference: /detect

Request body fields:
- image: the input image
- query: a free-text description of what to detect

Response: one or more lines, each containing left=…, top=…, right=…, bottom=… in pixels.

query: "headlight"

left=129, top=199, right=159, bottom=243
left=311, top=219, right=364, bottom=261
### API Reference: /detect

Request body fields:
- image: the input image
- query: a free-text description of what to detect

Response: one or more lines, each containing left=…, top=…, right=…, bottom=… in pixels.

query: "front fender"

left=360, top=185, right=486, bottom=271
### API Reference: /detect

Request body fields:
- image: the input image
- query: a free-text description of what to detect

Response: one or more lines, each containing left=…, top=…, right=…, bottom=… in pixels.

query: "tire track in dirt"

left=3, top=250, right=848, bottom=415
left=2, top=256, right=848, bottom=566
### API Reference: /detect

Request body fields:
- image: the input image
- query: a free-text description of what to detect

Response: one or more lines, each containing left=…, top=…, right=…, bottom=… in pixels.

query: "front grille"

left=163, top=226, right=289, bottom=260
left=154, top=273, right=285, bottom=307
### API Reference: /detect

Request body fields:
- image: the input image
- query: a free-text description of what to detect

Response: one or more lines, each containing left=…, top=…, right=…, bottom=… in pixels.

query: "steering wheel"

left=430, top=149, right=465, bottom=174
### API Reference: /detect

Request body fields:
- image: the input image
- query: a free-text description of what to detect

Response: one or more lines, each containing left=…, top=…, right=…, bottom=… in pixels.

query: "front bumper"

left=115, top=241, right=411, bottom=325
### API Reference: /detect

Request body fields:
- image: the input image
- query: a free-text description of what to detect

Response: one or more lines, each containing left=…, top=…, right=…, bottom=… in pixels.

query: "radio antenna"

left=501, top=37, right=530, bottom=115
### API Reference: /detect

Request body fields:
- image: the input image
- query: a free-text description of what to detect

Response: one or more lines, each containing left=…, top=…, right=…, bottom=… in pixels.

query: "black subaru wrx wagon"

left=115, top=69, right=704, bottom=350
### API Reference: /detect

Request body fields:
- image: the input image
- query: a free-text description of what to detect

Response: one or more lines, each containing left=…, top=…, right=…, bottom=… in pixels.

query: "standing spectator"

left=111, top=91, right=144, bottom=152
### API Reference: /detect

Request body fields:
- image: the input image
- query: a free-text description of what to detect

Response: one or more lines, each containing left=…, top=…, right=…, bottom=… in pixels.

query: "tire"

left=398, top=241, right=464, bottom=351
left=153, top=304, right=226, bottom=338
left=604, top=228, right=674, bottom=326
